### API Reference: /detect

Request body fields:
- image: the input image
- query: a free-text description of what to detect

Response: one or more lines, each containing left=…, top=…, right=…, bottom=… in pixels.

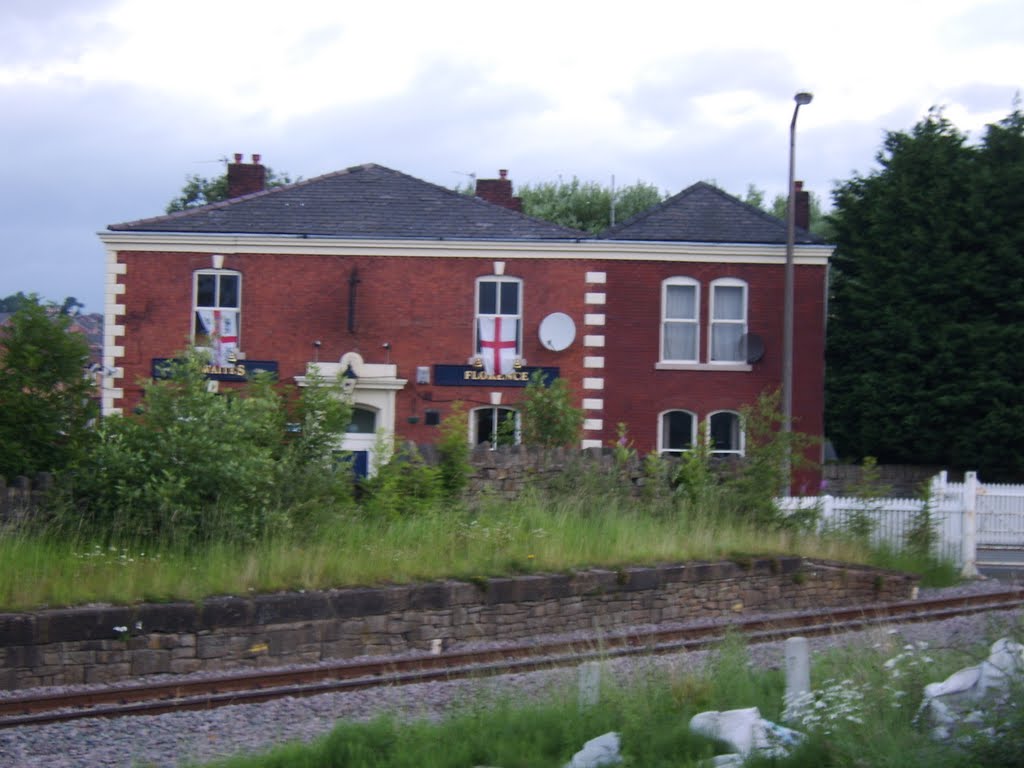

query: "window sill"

left=655, top=362, right=752, bottom=372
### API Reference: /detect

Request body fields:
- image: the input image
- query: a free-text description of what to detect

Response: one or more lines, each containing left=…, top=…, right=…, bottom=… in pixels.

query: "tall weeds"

left=0, top=482, right=869, bottom=610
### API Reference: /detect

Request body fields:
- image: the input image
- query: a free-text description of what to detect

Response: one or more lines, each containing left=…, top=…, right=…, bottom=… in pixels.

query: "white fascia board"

left=97, top=232, right=833, bottom=265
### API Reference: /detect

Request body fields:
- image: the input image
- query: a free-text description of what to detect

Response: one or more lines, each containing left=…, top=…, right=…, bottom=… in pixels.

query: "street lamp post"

left=782, top=92, right=813, bottom=444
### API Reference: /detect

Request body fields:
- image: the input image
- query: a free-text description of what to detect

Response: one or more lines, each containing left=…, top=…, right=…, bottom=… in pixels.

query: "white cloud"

left=1, top=0, right=1021, bottom=310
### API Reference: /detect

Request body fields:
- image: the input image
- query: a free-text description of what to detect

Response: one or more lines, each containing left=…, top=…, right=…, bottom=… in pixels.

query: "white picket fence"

left=779, top=471, right=1024, bottom=575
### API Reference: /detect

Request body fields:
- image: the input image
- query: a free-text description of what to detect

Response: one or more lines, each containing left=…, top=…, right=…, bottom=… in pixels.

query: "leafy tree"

left=0, top=296, right=97, bottom=478
left=740, top=183, right=766, bottom=210
left=59, top=296, right=84, bottom=316
left=517, top=177, right=665, bottom=234
left=520, top=371, right=584, bottom=447
left=826, top=107, right=1024, bottom=481
left=1, top=294, right=87, bottom=314
left=0, top=292, right=34, bottom=313
left=166, top=166, right=295, bottom=213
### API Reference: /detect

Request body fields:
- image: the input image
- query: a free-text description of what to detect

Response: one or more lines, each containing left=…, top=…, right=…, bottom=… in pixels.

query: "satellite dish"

left=742, top=333, right=765, bottom=364
left=539, top=312, right=576, bottom=352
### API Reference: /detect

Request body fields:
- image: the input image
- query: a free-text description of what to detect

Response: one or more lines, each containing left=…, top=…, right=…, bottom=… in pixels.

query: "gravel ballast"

left=1, top=579, right=1021, bottom=768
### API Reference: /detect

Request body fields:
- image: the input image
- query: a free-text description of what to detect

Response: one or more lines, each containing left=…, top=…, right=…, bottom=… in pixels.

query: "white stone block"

left=564, top=731, right=620, bottom=768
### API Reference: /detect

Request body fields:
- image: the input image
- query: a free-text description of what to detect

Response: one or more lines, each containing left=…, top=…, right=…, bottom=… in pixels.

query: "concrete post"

left=578, top=661, right=601, bottom=709
left=783, top=636, right=810, bottom=722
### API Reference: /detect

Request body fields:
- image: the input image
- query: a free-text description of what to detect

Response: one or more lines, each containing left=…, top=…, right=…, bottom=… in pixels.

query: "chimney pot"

left=499, top=169, right=507, bottom=179
left=234, top=153, right=242, bottom=163
left=252, top=153, right=261, bottom=164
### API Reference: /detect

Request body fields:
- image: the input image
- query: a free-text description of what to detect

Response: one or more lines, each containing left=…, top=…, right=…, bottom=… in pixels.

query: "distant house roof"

left=108, top=163, right=585, bottom=241
left=600, top=182, right=824, bottom=245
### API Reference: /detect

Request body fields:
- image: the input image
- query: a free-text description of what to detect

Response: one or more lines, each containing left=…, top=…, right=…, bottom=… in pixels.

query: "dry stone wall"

left=0, top=558, right=917, bottom=691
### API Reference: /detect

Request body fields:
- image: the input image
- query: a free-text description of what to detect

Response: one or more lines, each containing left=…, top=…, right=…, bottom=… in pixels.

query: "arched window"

left=709, top=278, right=748, bottom=363
left=659, top=410, right=696, bottom=453
left=193, top=269, right=241, bottom=366
left=475, top=276, right=522, bottom=375
left=471, top=406, right=520, bottom=448
left=708, top=410, right=744, bottom=455
left=661, top=277, right=699, bottom=363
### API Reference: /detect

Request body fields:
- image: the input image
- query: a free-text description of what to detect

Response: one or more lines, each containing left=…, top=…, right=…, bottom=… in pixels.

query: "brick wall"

left=0, top=559, right=916, bottom=690
left=109, top=248, right=827, bottom=461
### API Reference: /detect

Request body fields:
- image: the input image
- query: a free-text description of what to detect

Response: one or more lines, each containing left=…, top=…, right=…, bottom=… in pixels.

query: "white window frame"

left=708, top=278, right=748, bottom=364
left=707, top=410, right=744, bottom=456
left=474, top=276, right=523, bottom=358
left=192, top=268, right=242, bottom=355
left=470, top=406, right=521, bottom=449
left=660, top=277, right=700, bottom=363
left=658, top=409, right=697, bottom=454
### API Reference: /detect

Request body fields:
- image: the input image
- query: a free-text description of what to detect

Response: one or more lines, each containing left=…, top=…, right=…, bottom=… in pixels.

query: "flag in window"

left=478, top=317, right=518, bottom=375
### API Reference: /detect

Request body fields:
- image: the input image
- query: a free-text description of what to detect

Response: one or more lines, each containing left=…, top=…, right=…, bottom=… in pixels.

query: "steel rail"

left=2, top=588, right=1021, bottom=729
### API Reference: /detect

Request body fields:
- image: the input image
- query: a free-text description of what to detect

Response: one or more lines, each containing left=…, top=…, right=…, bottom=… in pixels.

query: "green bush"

left=52, top=351, right=352, bottom=545
left=436, top=402, right=473, bottom=498
left=673, top=389, right=818, bottom=530
left=359, top=435, right=443, bottom=518
left=520, top=370, right=584, bottom=448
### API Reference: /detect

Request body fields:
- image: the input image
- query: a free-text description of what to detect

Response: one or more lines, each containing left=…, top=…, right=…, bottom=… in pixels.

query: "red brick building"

left=100, top=158, right=831, bottom=478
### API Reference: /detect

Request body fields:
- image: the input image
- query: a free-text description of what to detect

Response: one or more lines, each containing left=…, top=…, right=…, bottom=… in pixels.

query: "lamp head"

left=795, top=92, right=813, bottom=106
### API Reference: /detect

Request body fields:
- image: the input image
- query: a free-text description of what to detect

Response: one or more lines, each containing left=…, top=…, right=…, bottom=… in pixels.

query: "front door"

left=344, top=406, right=377, bottom=477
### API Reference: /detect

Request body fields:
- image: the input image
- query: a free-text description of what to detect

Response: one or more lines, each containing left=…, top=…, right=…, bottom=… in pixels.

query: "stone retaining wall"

left=0, top=558, right=917, bottom=691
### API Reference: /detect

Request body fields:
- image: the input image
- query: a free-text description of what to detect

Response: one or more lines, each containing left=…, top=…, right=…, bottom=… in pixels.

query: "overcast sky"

left=3, top=0, right=1021, bottom=313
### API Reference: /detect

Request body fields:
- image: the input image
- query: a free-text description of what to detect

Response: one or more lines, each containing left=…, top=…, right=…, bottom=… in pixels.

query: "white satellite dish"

left=539, top=312, right=576, bottom=352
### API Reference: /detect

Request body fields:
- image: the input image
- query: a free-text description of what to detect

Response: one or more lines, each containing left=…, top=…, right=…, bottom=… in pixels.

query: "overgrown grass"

left=0, top=486, right=873, bottom=611
left=866, top=544, right=961, bottom=588
left=199, top=633, right=776, bottom=768
left=196, top=619, right=1023, bottom=768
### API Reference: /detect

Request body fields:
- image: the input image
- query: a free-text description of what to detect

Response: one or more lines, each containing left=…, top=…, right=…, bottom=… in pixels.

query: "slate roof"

left=600, top=181, right=824, bottom=245
left=109, top=163, right=585, bottom=241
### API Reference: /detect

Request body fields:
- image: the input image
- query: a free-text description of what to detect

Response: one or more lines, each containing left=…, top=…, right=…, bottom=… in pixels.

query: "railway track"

left=2, top=588, right=1021, bottom=729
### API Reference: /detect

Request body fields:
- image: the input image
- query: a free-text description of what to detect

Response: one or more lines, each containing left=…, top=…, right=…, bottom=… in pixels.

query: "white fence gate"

left=780, top=471, right=1024, bottom=576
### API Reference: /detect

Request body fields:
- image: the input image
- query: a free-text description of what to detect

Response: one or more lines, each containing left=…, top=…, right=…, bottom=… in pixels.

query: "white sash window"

left=661, top=278, right=699, bottom=363
left=709, top=279, right=748, bottom=363
left=475, top=276, right=522, bottom=375
left=193, top=269, right=241, bottom=365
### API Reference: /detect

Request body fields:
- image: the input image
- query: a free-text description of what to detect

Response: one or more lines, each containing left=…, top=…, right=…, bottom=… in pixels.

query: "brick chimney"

left=227, top=153, right=266, bottom=198
left=475, top=169, right=523, bottom=212
left=794, top=180, right=811, bottom=231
